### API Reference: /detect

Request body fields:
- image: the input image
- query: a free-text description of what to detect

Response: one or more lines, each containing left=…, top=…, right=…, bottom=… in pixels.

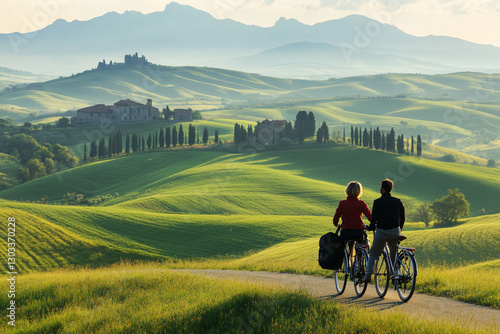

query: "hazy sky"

left=2, top=0, right=499, bottom=46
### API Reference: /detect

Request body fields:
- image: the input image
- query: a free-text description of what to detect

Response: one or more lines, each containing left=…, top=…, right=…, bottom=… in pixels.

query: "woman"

left=333, top=181, right=372, bottom=242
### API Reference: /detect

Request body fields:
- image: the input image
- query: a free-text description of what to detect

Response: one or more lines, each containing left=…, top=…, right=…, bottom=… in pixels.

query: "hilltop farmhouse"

left=71, top=99, right=160, bottom=127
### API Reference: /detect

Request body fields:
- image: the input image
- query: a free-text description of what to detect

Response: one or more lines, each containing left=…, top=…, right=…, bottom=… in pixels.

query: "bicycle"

left=334, top=229, right=370, bottom=297
left=373, top=235, right=418, bottom=302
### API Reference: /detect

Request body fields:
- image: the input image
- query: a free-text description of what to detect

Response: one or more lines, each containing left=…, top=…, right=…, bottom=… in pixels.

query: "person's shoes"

left=361, top=275, right=371, bottom=283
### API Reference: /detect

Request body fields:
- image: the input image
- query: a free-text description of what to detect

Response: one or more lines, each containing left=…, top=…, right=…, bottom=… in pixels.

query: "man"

left=362, top=179, right=405, bottom=283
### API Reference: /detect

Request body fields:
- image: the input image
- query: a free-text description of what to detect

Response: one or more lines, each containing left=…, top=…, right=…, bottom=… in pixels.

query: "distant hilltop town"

left=71, top=98, right=193, bottom=127
left=97, top=53, right=149, bottom=69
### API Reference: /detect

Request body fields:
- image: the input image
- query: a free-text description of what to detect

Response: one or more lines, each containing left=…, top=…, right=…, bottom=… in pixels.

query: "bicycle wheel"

left=396, top=251, right=417, bottom=302
left=334, top=247, right=349, bottom=295
left=374, top=250, right=389, bottom=298
left=353, top=248, right=368, bottom=297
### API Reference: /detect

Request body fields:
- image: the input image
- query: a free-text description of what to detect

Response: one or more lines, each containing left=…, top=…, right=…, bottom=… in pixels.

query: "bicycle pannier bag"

left=318, top=231, right=344, bottom=270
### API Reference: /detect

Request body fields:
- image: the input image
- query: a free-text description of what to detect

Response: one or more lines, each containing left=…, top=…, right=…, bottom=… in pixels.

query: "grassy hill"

left=0, top=269, right=476, bottom=334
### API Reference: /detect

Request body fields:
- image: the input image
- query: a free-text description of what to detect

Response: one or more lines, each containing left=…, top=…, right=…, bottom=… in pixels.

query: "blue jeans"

left=365, top=227, right=400, bottom=277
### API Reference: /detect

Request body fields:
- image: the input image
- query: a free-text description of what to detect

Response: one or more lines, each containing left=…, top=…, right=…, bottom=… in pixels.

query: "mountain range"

left=1, top=2, right=499, bottom=78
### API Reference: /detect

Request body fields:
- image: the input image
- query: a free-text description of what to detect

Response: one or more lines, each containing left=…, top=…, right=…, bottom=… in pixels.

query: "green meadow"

left=0, top=268, right=482, bottom=334
left=0, top=144, right=499, bottom=312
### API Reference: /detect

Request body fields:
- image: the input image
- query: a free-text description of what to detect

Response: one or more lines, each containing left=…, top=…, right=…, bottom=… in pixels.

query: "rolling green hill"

left=1, top=144, right=499, bottom=308
left=1, top=145, right=499, bottom=271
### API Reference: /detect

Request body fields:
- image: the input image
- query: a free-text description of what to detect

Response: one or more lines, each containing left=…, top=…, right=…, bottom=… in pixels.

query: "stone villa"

left=71, top=99, right=160, bottom=127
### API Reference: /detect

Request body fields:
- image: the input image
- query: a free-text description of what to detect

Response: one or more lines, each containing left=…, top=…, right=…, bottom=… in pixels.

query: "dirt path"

left=172, top=269, right=499, bottom=331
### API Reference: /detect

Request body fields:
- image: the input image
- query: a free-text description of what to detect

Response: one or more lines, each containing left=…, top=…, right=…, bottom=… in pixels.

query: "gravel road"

left=172, top=269, right=500, bottom=331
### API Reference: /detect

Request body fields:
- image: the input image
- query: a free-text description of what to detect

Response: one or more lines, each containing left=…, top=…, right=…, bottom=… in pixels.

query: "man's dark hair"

left=381, top=179, right=394, bottom=193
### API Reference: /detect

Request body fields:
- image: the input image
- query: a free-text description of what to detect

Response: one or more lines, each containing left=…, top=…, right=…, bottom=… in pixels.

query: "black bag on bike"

left=318, top=228, right=344, bottom=270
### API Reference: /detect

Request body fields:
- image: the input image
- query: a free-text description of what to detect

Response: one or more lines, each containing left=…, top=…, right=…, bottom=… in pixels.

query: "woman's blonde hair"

left=345, top=181, right=363, bottom=198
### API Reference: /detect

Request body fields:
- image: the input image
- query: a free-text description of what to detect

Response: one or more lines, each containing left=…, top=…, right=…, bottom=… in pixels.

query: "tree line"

left=349, top=126, right=423, bottom=157
left=84, top=124, right=218, bottom=161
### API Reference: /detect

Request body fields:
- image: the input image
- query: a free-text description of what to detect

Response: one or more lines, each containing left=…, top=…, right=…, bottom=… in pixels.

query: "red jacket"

left=333, top=196, right=372, bottom=230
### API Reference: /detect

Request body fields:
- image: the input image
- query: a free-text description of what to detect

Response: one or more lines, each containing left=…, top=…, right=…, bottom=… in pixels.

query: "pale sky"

left=1, top=0, right=499, bottom=47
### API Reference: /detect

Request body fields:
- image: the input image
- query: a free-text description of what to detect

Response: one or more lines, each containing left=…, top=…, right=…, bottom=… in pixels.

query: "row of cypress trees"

left=84, top=125, right=219, bottom=161
left=349, top=125, right=422, bottom=156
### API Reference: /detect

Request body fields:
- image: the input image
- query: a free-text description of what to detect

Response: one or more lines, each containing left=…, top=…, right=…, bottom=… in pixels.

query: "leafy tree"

left=431, top=189, right=470, bottom=226
left=172, top=126, right=178, bottom=147
left=44, top=158, right=55, bottom=175
left=192, top=110, right=202, bottom=120
left=410, top=203, right=432, bottom=227
left=203, top=127, right=209, bottom=144
left=487, top=159, right=496, bottom=168
left=57, top=117, right=70, bottom=128
left=18, top=158, right=46, bottom=181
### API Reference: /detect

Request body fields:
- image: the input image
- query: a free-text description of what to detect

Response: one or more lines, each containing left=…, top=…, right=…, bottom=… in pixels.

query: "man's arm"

left=399, top=200, right=405, bottom=230
left=368, top=200, right=378, bottom=231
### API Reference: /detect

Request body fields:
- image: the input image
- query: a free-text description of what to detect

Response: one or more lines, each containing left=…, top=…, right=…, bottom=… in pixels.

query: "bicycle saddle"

left=395, top=235, right=407, bottom=241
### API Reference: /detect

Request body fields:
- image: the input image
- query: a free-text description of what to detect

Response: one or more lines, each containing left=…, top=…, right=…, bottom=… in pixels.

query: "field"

left=0, top=268, right=480, bottom=334
left=1, top=140, right=499, bottom=332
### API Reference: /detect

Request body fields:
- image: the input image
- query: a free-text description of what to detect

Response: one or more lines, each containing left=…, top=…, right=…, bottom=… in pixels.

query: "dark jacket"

left=368, top=193, right=405, bottom=230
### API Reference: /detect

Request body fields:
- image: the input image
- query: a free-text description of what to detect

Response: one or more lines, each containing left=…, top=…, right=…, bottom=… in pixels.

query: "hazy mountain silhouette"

left=0, top=2, right=499, bottom=77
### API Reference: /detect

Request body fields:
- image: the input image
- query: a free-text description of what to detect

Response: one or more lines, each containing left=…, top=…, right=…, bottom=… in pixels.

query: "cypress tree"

left=240, top=125, right=247, bottom=143
left=90, top=139, right=97, bottom=160
left=411, top=135, right=414, bottom=155
left=369, top=128, right=373, bottom=149
left=307, top=111, right=316, bottom=137
left=126, top=134, right=130, bottom=154
left=179, top=125, right=184, bottom=146
left=159, top=127, right=165, bottom=148
left=363, top=128, right=369, bottom=147
left=108, top=135, right=113, bottom=158
left=351, top=125, right=354, bottom=145
left=417, top=135, right=422, bottom=157
left=172, top=126, right=178, bottom=147
left=234, top=123, right=240, bottom=145
left=203, top=127, right=209, bottom=144
left=343, top=127, right=346, bottom=143
left=188, top=124, right=196, bottom=146
left=354, top=127, right=359, bottom=146
left=83, top=142, right=87, bottom=161
left=381, top=132, right=386, bottom=151
left=215, top=129, right=219, bottom=144
left=316, top=128, right=323, bottom=143
left=321, top=122, right=329, bottom=142
left=388, top=128, right=396, bottom=152
left=147, top=133, right=152, bottom=149
left=165, top=128, right=171, bottom=148
left=142, top=136, right=145, bottom=151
